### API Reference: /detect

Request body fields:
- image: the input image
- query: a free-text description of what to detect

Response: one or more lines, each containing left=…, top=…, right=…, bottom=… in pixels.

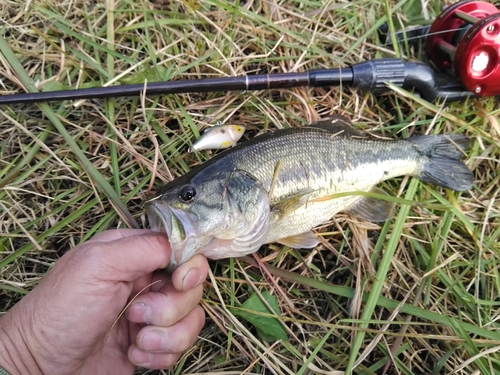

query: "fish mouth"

left=144, top=202, right=199, bottom=270
left=145, top=203, right=172, bottom=235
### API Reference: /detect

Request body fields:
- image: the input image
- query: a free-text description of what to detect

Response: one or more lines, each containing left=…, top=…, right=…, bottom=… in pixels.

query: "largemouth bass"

left=144, top=115, right=473, bottom=268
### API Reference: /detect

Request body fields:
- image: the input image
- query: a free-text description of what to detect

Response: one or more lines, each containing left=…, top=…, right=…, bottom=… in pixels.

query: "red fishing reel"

left=426, top=0, right=500, bottom=96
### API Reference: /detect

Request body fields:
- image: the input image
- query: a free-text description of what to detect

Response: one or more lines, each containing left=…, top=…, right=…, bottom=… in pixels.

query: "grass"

left=1, top=0, right=499, bottom=374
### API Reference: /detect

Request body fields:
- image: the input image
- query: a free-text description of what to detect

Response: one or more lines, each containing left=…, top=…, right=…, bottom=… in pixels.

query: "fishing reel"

left=425, top=0, right=500, bottom=97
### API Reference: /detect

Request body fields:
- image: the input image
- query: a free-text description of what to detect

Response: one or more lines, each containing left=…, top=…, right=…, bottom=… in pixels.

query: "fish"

left=191, top=124, right=246, bottom=151
left=144, top=115, right=474, bottom=269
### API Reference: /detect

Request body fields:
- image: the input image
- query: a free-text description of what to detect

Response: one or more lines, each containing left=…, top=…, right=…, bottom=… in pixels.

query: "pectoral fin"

left=277, top=231, right=319, bottom=249
left=271, top=189, right=313, bottom=220
left=345, top=187, right=395, bottom=222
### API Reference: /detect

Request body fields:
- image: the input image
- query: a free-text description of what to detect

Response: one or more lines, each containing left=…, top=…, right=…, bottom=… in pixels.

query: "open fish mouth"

left=145, top=203, right=172, bottom=236
left=145, top=202, right=195, bottom=269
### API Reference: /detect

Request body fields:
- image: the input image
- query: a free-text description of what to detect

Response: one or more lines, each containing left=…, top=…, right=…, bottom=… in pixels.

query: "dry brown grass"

left=1, top=0, right=500, bottom=374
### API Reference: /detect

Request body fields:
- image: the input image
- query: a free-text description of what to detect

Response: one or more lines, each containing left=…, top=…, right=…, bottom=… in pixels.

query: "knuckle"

left=142, top=292, right=179, bottom=326
left=159, top=306, right=179, bottom=327
left=194, top=304, right=206, bottom=324
left=177, top=307, right=205, bottom=350
left=140, top=233, right=170, bottom=252
left=82, top=243, right=106, bottom=259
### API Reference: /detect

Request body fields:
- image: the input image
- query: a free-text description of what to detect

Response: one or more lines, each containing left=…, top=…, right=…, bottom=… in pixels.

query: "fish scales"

left=145, top=117, right=473, bottom=268
left=184, top=129, right=421, bottom=242
left=181, top=128, right=419, bottom=197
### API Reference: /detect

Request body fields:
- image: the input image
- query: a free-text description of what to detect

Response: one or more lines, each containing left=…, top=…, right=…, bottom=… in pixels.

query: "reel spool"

left=426, top=0, right=500, bottom=96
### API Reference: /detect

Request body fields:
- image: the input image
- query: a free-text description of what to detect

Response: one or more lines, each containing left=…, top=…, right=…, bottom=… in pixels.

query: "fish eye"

left=179, top=185, right=196, bottom=202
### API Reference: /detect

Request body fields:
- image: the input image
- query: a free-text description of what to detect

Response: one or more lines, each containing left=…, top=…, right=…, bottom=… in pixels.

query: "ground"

left=1, top=0, right=499, bottom=374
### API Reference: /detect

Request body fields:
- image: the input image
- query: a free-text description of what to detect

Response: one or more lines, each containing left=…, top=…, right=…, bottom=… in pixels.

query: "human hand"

left=0, top=229, right=209, bottom=375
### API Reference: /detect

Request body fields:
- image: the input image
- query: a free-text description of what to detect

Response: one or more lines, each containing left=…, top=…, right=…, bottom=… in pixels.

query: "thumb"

left=86, top=232, right=171, bottom=282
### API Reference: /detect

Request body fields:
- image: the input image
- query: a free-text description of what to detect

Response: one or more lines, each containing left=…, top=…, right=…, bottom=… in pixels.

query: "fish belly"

left=262, top=156, right=419, bottom=244
left=264, top=195, right=363, bottom=243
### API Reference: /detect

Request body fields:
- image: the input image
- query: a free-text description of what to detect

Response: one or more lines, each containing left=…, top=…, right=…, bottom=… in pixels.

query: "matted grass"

left=1, top=0, right=499, bottom=374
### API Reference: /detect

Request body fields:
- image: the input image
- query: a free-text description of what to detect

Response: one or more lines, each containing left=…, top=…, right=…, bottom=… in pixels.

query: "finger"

left=128, top=272, right=169, bottom=349
left=127, top=281, right=203, bottom=326
left=150, top=272, right=169, bottom=293
left=128, top=346, right=181, bottom=370
left=128, top=273, right=169, bottom=336
left=128, top=320, right=144, bottom=352
left=130, top=271, right=168, bottom=298
left=135, top=305, right=205, bottom=353
left=171, top=254, right=209, bottom=292
left=87, top=232, right=171, bottom=282
left=86, top=229, right=155, bottom=243
left=130, top=273, right=153, bottom=298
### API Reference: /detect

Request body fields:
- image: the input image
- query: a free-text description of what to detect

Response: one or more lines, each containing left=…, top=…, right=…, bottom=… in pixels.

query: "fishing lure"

left=191, top=124, right=246, bottom=151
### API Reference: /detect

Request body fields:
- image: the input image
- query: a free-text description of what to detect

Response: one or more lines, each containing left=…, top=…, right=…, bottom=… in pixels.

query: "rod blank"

left=0, top=69, right=350, bottom=105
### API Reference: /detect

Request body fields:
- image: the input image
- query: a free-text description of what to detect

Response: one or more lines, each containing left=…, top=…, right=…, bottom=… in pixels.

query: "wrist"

left=0, top=311, right=43, bottom=375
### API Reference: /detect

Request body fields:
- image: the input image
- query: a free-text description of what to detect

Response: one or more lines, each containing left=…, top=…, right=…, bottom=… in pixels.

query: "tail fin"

left=409, top=134, right=474, bottom=191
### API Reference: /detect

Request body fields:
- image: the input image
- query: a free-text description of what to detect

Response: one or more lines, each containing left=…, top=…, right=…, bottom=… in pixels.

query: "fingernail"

left=143, top=329, right=167, bottom=351
left=131, top=346, right=152, bottom=365
left=128, top=302, right=152, bottom=324
left=182, top=267, right=202, bottom=290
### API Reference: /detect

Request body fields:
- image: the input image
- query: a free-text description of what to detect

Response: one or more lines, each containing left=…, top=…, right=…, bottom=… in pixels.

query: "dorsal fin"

left=308, top=115, right=365, bottom=137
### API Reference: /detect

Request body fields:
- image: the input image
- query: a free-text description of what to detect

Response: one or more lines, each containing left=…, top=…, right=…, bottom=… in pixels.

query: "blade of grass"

left=308, top=189, right=443, bottom=209
left=0, top=34, right=140, bottom=229
left=0, top=196, right=98, bottom=269
left=386, top=83, right=468, bottom=126
left=424, top=186, right=478, bottom=237
left=0, top=125, right=52, bottom=189
left=344, top=178, right=420, bottom=374
left=1, top=155, right=151, bottom=255
left=105, top=0, right=120, bottom=195
left=227, top=257, right=236, bottom=360
left=0, top=284, right=28, bottom=295
left=424, top=209, right=454, bottom=305
left=296, top=327, right=335, bottom=375
left=450, top=320, right=494, bottom=374
left=33, top=4, right=137, bottom=65
left=242, top=256, right=500, bottom=342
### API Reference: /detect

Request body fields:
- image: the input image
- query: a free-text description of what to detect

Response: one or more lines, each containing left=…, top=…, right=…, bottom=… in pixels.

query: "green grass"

left=1, top=0, right=500, bottom=374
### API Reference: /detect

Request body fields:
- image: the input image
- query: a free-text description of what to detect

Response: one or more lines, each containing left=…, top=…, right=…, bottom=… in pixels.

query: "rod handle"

left=351, top=58, right=406, bottom=91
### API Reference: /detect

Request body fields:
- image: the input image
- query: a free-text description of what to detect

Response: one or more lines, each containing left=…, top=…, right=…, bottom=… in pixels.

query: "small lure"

left=191, top=124, right=246, bottom=151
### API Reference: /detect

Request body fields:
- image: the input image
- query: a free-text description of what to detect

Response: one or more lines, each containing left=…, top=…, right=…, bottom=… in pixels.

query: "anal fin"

left=277, top=231, right=319, bottom=249
left=345, top=187, right=395, bottom=222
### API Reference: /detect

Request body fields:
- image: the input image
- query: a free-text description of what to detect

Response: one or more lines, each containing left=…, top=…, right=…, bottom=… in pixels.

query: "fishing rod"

left=0, top=0, right=498, bottom=105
